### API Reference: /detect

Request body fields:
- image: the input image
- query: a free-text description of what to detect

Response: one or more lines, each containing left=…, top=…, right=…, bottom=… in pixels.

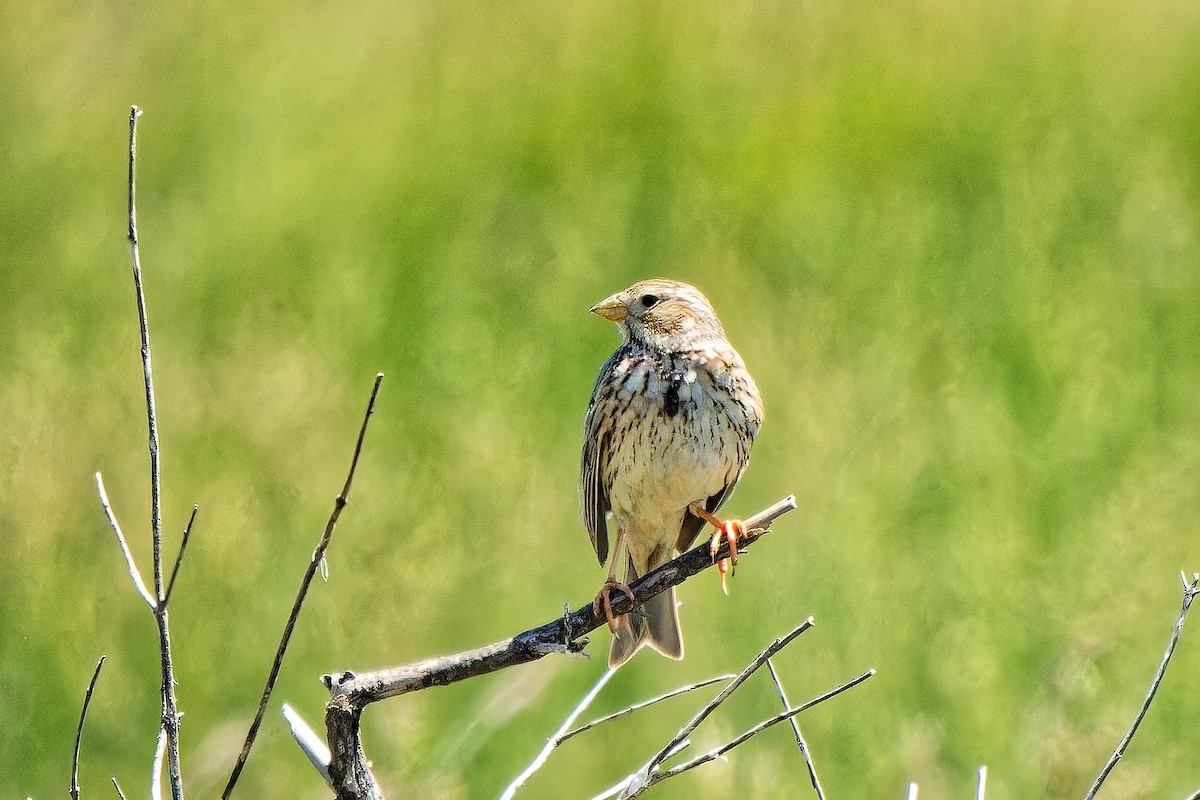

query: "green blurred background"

left=3, top=0, right=1199, bottom=797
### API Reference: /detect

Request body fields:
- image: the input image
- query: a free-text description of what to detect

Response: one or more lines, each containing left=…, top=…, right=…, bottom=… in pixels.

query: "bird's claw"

left=708, top=519, right=746, bottom=594
left=593, top=581, right=636, bottom=634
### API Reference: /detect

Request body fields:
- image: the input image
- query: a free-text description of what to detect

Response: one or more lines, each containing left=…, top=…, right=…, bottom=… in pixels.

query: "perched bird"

left=580, top=279, right=763, bottom=667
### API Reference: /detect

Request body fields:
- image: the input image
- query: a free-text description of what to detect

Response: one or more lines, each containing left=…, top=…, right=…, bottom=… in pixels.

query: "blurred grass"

left=2, top=0, right=1200, bottom=797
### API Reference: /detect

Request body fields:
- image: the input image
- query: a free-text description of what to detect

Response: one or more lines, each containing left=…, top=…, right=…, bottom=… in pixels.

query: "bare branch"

left=310, top=496, right=795, bottom=800
left=70, top=655, right=107, bottom=800
left=648, top=618, right=813, bottom=769
left=221, top=373, right=384, bottom=800
left=163, top=505, right=198, bottom=608
left=1084, top=572, right=1200, bottom=800
left=325, top=696, right=384, bottom=800
left=326, top=496, right=797, bottom=707
left=127, top=105, right=161, bottom=600
left=124, top=104, right=186, bottom=800
left=95, top=472, right=154, bottom=608
left=561, top=674, right=735, bottom=743
left=643, top=671, right=878, bottom=796
left=500, top=667, right=619, bottom=800
left=151, top=725, right=166, bottom=800
left=282, top=704, right=331, bottom=785
left=766, top=658, right=825, bottom=800
left=111, top=778, right=128, bottom=800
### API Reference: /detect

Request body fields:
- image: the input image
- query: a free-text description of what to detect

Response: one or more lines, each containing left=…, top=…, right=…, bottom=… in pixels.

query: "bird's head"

left=590, top=279, right=728, bottom=353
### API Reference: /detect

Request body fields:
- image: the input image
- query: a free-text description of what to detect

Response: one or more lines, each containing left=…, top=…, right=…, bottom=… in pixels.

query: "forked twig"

left=1084, top=571, right=1200, bottom=800
left=70, top=655, right=107, bottom=800
left=221, top=373, right=384, bottom=799
left=648, top=619, right=814, bottom=770
left=96, top=104, right=186, bottom=800
left=629, top=669, right=875, bottom=797
left=766, top=658, right=825, bottom=800
left=501, top=671, right=741, bottom=799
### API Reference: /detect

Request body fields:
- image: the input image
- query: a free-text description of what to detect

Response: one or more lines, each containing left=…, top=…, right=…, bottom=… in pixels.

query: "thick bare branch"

left=308, top=496, right=795, bottom=799
left=326, top=495, right=797, bottom=707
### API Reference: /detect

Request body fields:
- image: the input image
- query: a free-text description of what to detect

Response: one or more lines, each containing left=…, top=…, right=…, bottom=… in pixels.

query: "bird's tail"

left=608, top=555, right=684, bottom=667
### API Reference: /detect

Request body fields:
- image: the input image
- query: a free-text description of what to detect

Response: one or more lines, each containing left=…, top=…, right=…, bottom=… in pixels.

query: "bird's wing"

left=580, top=352, right=620, bottom=565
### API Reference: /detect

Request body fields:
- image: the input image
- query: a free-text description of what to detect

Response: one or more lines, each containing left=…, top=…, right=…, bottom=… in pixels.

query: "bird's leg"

left=593, top=528, right=635, bottom=634
left=689, top=504, right=747, bottom=594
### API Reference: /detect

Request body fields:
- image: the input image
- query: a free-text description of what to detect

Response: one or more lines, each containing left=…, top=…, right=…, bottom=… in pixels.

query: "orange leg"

left=689, top=505, right=747, bottom=594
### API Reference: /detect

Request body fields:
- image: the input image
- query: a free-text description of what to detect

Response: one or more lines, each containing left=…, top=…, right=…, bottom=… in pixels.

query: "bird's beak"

left=590, top=294, right=628, bottom=322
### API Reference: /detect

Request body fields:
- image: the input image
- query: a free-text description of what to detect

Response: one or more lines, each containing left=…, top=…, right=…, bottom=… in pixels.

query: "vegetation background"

left=2, top=0, right=1198, bottom=798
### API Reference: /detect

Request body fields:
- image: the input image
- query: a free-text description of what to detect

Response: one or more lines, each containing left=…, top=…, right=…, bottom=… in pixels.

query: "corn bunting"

left=580, top=279, right=763, bottom=667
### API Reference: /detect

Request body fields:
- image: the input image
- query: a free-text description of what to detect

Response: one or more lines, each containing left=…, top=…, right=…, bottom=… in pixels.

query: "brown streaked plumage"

left=580, top=279, right=763, bottom=667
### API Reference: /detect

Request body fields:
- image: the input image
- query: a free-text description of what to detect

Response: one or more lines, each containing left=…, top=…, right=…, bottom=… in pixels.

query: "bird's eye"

left=640, top=294, right=662, bottom=308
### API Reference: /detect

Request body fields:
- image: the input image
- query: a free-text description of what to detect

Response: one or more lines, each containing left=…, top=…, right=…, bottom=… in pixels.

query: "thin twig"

left=500, top=667, right=619, bottom=800
left=649, top=619, right=814, bottom=769
left=618, top=669, right=876, bottom=798
left=1084, top=572, right=1200, bottom=800
left=112, top=778, right=128, bottom=800
left=282, top=703, right=331, bottom=785
left=766, top=658, right=826, bottom=800
left=70, top=655, right=107, bottom=800
left=163, top=505, right=198, bottom=608
left=126, top=105, right=161, bottom=606
left=593, top=620, right=816, bottom=800
left=561, top=674, right=735, bottom=744
left=976, top=765, right=987, bottom=800
left=95, top=473, right=154, bottom=608
left=128, top=104, right=185, bottom=800
left=221, top=372, right=384, bottom=800
left=151, top=725, right=166, bottom=800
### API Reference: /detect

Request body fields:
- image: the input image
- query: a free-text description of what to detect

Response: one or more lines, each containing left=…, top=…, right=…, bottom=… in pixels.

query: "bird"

left=580, top=278, right=763, bottom=667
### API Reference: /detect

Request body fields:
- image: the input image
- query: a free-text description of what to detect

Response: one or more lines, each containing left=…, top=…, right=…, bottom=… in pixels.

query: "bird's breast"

left=601, top=352, right=756, bottom=529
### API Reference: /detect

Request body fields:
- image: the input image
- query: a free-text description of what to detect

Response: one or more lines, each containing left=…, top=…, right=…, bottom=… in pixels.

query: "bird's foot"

left=593, top=580, right=636, bottom=634
left=689, top=504, right=747, bottom=596
left=710, top=519, right=747, bottom=595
